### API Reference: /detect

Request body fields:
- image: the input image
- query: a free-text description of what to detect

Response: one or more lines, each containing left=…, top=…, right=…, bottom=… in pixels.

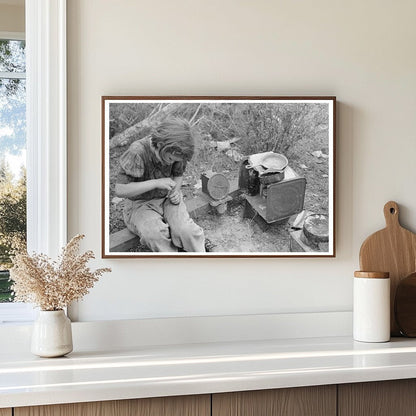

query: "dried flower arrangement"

left=10, top=234, right=111, bottom=311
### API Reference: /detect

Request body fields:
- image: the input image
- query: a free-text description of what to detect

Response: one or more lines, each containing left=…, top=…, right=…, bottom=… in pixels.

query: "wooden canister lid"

left=354, top=271, right=389, bottom=279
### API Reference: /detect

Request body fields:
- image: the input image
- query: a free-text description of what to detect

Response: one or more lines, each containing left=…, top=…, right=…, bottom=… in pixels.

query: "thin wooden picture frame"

left=102, top=96, right=336, bottom=258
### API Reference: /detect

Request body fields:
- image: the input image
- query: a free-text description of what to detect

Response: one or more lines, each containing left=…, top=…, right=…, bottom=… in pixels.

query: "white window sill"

left=0, top=303, right=36, bottom=324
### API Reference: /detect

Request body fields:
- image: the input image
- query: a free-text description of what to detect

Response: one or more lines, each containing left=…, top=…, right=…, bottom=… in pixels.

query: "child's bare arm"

left=173, top=176, right=183, bottom=190
left=115, top=178, right=175, bottom=199
left=168, top=176, right=183, bottom=204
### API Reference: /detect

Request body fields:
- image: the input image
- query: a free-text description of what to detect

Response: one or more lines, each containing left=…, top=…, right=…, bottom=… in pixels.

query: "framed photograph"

left=102, top=96, right=336, bottom=258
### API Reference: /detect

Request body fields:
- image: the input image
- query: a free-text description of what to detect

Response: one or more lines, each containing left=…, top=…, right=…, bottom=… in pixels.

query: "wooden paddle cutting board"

left=359, top=201, right=416, bottom=336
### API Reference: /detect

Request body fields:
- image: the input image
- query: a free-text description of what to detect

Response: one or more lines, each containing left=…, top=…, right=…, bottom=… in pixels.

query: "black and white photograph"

left=102, top=97, right=335, bottom=257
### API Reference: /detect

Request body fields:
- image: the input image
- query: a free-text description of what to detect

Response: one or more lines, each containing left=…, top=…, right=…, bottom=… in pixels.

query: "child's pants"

left=124, top=197, right=205, bottom=252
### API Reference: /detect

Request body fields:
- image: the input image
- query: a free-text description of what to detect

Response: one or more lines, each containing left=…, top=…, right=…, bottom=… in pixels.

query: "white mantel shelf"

left=2, top=335, right=416, bottom=409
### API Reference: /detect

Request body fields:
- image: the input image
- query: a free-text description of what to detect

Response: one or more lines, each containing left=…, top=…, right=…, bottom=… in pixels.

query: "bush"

left=0, top=161, right=26, bottom=270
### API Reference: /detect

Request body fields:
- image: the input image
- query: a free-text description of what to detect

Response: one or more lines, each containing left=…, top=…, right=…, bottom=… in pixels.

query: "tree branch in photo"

left=189, top=103, right=202, bottom=124
left=110, top=103, right=180, bottom=149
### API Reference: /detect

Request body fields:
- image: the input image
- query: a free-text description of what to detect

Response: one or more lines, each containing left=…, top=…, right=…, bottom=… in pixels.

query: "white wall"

left=67, top=0, right=416, bottom=322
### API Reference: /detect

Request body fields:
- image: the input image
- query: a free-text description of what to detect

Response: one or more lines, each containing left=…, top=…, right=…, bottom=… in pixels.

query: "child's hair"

left=151, top=117, right=195, bottom=162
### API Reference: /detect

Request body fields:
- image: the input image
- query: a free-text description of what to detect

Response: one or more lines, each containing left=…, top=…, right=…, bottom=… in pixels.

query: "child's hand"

left=169, top=189, right=181, bottom=205
left=155, top=178, right=176, bottom=191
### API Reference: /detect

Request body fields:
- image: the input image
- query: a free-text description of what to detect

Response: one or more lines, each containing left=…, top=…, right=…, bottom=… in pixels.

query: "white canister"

left=353, top=271, right=390, bottom=342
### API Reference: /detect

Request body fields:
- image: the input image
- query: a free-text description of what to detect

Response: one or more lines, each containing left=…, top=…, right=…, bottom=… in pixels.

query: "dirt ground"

left=195, top=196, right=291, bottom=253
left=121, top=195, right=292, bottom=253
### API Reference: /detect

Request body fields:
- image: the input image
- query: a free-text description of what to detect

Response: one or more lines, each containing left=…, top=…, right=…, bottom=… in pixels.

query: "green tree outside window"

left=0, top=38, right=27, bottom=302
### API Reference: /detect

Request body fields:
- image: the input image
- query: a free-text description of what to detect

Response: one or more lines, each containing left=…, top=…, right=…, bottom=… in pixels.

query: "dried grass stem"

left=10, top=235, right=111, bottom=310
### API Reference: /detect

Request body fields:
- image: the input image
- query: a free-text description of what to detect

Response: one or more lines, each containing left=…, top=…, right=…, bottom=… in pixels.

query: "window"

left=0, top=34, right=27, bottom=306
left=0, top=0, right=67, bottom=324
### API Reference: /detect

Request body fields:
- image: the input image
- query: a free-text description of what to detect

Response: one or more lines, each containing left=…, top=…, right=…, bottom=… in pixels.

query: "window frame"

left=0, top=0, right=67, bottom=323
left=26, top=0, right=67, bottom=257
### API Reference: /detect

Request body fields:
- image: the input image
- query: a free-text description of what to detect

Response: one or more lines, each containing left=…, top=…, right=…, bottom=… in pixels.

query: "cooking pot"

left=259, top=171, right=285, bottom=185
left=303, top=214, right=329, bottom=244
left=260, top=153, right=288, bottom=172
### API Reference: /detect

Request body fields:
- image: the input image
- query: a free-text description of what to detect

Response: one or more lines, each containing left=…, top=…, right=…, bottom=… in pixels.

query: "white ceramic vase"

left=31, top=310, right=73, bottom=357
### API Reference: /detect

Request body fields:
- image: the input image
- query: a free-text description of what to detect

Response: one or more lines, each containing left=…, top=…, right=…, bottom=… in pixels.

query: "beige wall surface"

left=0, top=4, right=24, bottom=33
left=67, top=0, right=416, bottom=321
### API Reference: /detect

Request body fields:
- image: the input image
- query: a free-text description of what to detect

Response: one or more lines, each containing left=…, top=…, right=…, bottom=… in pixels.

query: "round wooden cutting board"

left=359, top=201, right=416, bottom=336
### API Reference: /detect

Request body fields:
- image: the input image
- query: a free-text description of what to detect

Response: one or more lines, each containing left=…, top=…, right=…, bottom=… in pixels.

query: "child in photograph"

left=115, top=117, right=206, bottom=252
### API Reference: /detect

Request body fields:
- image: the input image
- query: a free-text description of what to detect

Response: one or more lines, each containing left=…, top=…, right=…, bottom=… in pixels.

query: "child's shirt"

left=117, top=136, right=186, bottom=201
